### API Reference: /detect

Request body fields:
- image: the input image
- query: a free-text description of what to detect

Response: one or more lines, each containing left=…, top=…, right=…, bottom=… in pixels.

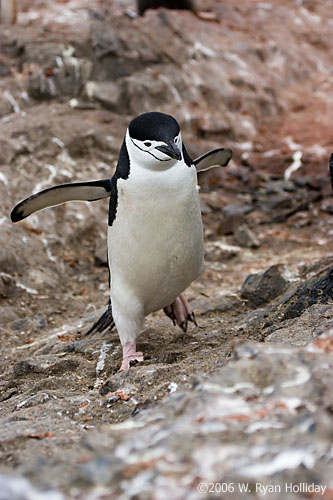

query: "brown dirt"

left=0, top=1, right=332, bottom=497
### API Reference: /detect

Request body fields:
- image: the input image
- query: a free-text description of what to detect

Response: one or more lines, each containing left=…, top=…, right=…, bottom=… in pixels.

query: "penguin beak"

left=156, top=141, right=182, bottom=161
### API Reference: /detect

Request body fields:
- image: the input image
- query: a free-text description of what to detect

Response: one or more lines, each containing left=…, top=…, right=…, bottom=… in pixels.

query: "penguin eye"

left=144, top=142, right=152, bottom=147
left=174, top=136, right=178, bottom=143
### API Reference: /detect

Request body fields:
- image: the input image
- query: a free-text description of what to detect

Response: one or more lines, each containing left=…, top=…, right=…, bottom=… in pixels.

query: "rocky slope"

left=0, top=0, right=332, bottom=498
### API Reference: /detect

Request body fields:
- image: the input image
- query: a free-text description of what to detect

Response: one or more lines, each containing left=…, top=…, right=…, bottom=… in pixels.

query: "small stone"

left=0, top=306, right=17, bottom=322
left=217, top=213, right=245, bottom=236
left=241, top=264, right=289, bottom=307
left=100, top=380, right=118, bottom=396
left=0, top=97, right=12, bottom=118
left=233, top=223, right=260, bottom=248
left=48, top=359, right=80, bottom=375
left=320, top=199, right=333, bottom=214
left=94, top=238, right=108, bottom=267
left=84, top=81, right=124, bottom=112
left=205, top=241, right=241, bottom=261
left=0, top=59, right=10, bottom=77
left=13, top=360, right=40, bottom=377
left=156, top=352, right=178, bottom=364
left=0, top=273, right=16, bottom=298
left=222, top=203, right=254, bottom=217
left=0, top=138, right=17, bottom=165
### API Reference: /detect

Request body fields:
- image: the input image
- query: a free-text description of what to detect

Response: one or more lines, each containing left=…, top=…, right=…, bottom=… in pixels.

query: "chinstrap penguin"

left=11, top=112, right=232, bottom=371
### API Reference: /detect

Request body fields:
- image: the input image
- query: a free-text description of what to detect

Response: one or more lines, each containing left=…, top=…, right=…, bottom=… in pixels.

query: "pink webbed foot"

left=163, top=292, right=197, bottom=332
left=120, top=341, right=144, bottom=371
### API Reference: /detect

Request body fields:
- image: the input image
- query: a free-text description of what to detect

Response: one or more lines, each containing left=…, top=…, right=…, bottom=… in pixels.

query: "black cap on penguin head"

left=128, top=112, right=180, bottom=143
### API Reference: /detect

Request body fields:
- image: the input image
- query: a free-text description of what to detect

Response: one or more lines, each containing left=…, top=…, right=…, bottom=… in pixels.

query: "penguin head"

left=126, top=112, right=182, bottom=170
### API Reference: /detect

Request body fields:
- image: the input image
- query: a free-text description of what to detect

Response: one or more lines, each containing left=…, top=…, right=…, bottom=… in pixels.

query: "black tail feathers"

left=86, top=299, right=115, bottom=335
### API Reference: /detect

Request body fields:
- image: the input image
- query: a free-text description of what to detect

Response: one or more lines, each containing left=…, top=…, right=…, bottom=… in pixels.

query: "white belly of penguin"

left=108, top=163, right=204, bottom=316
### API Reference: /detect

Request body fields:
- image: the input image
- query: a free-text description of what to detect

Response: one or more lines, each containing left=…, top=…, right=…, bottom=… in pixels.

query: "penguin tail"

left=86, top=299, right=115, bottom=335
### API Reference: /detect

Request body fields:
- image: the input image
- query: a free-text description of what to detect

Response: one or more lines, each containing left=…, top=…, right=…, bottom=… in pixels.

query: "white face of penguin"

left=125, top=112, right=183, bottom=172
left=126, top=130, right=183, bottom=171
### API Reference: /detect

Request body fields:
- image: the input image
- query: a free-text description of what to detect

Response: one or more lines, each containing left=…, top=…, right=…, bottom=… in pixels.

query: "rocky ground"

left=0, top=1, right=332, bottom=499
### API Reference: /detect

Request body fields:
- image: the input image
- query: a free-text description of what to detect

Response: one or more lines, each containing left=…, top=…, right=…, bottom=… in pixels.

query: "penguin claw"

left=120, top=341, right=144, bottom=371
left=189, top=312, right=197, bottom=327
left=180, top=321, right=188, bottom=333
left=163, top=305, right=177, bottom=325
left=164, top=292, right=197, bottom=332
left=120, top=353, right=144, bottom=371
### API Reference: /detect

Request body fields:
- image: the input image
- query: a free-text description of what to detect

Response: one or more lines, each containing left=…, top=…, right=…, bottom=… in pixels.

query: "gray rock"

left=0, top=475, right=63, bottom=500
left=320, top=198, right=333, bottom=214
left=281, top=266, right=333, bottom=321
left=13, top=356, right=80, bottom=378
left=0, top=59, right=10, bottom=77
left=66, top=131, right=113, bottom=159
left=241, top=264, right=289, bottom=307
left=7, top=332, right=333, bottom=499
left=1, top=2, right=333, bottom=499
left=27, top=53, right=92, bottom=100
left=233, top=223, right=260, bottom=248
left=0, top=306, right=17, bottom=322
left=0, top=97, right=12, bottom=118
left=266, top=304, right=333, bottom=346
left=0, top=273, right=16, bottom=298
left=205, top=241, right=241, bottom=261
left=84, top=81, right=125, bottom=112
left=222, top=203, right=254, bottom=217
left=94, top=238, right=108, bottom=267
left=217, top=213, right=245, bottom=236
left=0, top=138, right=18, bottom=165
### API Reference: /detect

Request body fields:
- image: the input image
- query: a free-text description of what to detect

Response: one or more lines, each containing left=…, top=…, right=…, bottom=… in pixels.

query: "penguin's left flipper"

left=11, top=179, right=111, bottom=223
left=194, top=147, right=232, bottom=172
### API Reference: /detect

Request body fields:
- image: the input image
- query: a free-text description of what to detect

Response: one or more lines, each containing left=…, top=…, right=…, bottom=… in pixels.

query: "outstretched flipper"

left=194, top=147, right=232, bottom=172
left=11, top=178, right=112, bottom=222
left=11, top=148, right=231, bottom=223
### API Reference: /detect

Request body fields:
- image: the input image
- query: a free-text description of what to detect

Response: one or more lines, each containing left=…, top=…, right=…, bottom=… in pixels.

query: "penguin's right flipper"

left=329, top=153, right=333, bottom=190
left=194, top=148, right=232, bottom=172
left=11, top=179, right=111, bottom=223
